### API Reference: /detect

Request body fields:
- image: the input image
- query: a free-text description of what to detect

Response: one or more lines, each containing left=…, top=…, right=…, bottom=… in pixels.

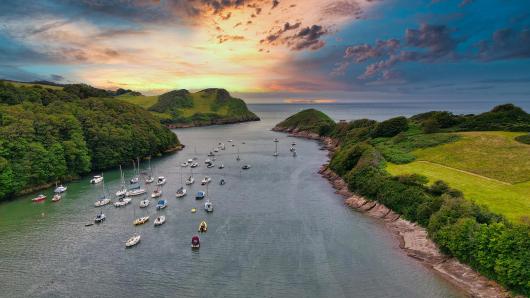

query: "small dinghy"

left=204, top=159, right=212, bottom=164
left=191, top=208, right=197, bottom=213
left=54, top=184, right=67, bottom=193
left=191, top=235, right=200, bottom=249
left=32, top=194, right=46, bottom=202
left=154, top=215, right=166, bottom=226
left=156, top=176, right=167, bottom=186
left=90, top=175, right=103, bottom=184
left=125, top=234, right=141, bottom=248
left=151, top=188, right=162, bottom=198
left=94, top=211, right=106, bottom=223
left=204, top=200, right=213, bottom=212
left=206, top=163, right=215, bottom=168
left=190, top=162, right=199, bottom=168
left=176, top=187, right=187, bottom=198
left=198, top=221, right=208, bottom=233
left=214, top=148, right=219, bottom=153
left=145, top=176, right=154, bottom=184
left=133, top=216, right=149, bottom=225
left=156, top=199, right=167, bottom=210
left=185, top=176, right=195, bottom=185
left=187, top=158, right=193, bottom=163
left=52, top=193, right=61, bottom=202
left=219, top=179, right=226, bottom=185
left=242, top=164, right=251, bottom=170
left=94, top=197, right=111, bottom=207
left=201, top=176, right=211, bottom=185
left=181, top=162, right=189, bottom=167
left=114, top=197, right=131, bottom=207
left=218, top=164, right=224, bottom=169
left=207, top=152, right=215, bottom=157
left=139, top=199, right=150, bottom=208
left=228, top=139, right=233, bottom=142
left=196, top=191, right=206, bottom=200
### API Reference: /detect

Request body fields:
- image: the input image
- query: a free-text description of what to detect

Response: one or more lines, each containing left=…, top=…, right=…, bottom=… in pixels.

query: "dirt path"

left=415, top=160, right=512, bottom=186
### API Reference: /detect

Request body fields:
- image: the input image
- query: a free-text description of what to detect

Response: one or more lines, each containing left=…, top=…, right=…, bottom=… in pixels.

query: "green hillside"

left=119, top=88, right=259, bottom=127
left=273, top=108, right=335, bottom=134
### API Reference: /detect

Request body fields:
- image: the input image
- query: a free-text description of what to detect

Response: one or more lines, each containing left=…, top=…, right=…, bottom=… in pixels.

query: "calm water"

left=0, top=104, right=466, bottom=297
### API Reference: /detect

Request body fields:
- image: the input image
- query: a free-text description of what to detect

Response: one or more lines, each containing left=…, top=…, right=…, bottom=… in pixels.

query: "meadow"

left=387, top=131, right=530, bottom=222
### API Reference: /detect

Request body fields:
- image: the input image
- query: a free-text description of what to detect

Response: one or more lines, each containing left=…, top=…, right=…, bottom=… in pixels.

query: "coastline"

left=165, top=117, right=260, bottom=129
left=272, top=127, right=511, bottom=298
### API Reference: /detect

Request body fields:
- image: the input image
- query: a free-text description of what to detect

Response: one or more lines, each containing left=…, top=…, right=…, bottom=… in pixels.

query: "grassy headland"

left=119, top=88, right=259, bottom=127
left=274, top=104, right=530, bottom=296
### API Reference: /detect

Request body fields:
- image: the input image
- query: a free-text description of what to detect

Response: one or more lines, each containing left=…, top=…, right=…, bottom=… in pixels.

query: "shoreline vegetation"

left=0, top=81, right=182, bottom=202
left=273, top=105, right=530, bottom=297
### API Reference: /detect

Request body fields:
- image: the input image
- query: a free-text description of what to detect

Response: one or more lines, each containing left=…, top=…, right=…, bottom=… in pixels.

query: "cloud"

left=476, top=28, right=530, bottom=61
left=50, top=74, right=65, bottom=81
left=272, top=0, right=280, bottom=9
left=335, top=24, right=462, bottom=80
left=323, top=1, right=363, bottom=18
left=262, top=24, right=327, bottom=51
left=217, top=34, right=246, bottom=43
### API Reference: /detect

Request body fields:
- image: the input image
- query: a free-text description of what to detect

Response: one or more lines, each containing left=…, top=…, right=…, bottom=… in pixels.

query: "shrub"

left=372, top=116, right=409, bottom=138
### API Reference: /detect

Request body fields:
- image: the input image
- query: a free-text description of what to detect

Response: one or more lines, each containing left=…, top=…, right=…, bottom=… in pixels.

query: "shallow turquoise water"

left=0, top=106, right=464, bottom=297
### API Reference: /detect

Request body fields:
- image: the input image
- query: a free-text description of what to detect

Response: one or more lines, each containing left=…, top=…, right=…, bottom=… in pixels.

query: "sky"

left=0, top=0, right=529, bottom=103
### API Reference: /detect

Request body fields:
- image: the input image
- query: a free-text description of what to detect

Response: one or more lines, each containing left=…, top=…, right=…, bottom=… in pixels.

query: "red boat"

left=32, top=194, right=46, bottom=202
left=191, top=235, right=200, bottom=249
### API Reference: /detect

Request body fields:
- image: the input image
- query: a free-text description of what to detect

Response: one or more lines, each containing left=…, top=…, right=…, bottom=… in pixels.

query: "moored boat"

left=204, top=200, right=213, bottom=212
left=52, top=193, right=61, bottom=202
left=145, top=175, right=154, bottom=184
left=185, top=176, right=195, bottom=185
left=198, top=221, right=207, bottom=233
left=32, top=194, right=46, bottom=202
left=196, top=191, right=205, bottom=200
left=201, top=176, right=211, bottom=185
left=94, top=211, right=106, bottom=223
left=190, top=162, right=199, bottom=168
left=219, top=179, right=226, bottom=185
left=156, top=199, right=167, bottom=210
left=218, top=164, right=224, bottom=169
left=191, top=235, right=200, bottom=248
left=242, top=164, right=251, bottom=170
left=154, top=215, right=166, bottom=226
left=114, top=197, right=131, bottom=207
left=156, top=176, right=167, bottom=186
left=151, top=187, right=162, bottom=198
left=181, top=162, right=189, bottom=167
left=94, top=197, right=111, bottom=207
left=54, top=184, right=67, bottom=193
left=126, top=187, right=146, bottom=196
left=133, top=216, right=149, bottom=225
left=176, top=187, right=187, bottom=198
left=139, top=199, right=150, bottom=208
left=125, top=234, right=141, bottom=248
left=90, top=175, right=103, bottom=184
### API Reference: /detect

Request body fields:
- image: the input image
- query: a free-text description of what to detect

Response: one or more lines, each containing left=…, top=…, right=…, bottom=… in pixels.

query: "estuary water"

left=0, top=104, right=466, bottom=297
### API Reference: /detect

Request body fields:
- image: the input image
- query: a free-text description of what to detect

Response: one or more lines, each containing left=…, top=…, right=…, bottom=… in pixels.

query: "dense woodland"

left=0, top=81, right=179, bottom=201
left=275, top=105, right=530, bottom=295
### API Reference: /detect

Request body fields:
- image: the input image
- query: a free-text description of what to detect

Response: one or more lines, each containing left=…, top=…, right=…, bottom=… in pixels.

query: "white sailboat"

left=156, top=176, right=167, bottom=186
left=273, top=138, right=279, bottom=157
left=126, top=207, right=141, bottom=248
left=139, top=199, right=150, bottom=208
left=176, top=166, right=187, bottom=198
left=154, top=215, right=166, bottom=226
left=201, top=176, right=211, bottom=185
left=116, top=165, right=127, bottom=197
left=94, top=178, right=110, bottom=207
left=151, top=187, right=162, bottom=198
left=130, top=160, right=139, bottom=184
left=145, top=157, right=154, bottom=183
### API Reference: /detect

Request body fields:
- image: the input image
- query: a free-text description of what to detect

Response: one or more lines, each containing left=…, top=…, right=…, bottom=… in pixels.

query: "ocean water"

left=0, top=104, right=467, bottom=297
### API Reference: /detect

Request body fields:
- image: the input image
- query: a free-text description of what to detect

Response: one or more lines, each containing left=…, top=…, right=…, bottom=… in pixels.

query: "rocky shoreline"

left=273, top=127, right=511, bottom=298
left=166, top=116, right=260, bottom=129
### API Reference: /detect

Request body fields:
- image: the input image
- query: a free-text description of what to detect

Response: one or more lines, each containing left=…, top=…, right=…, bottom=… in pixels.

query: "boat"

left=54, top=184, right=67, bottom=193
left=196, top=191, right=206, bottom=200
left=145, top=176, right=154, bottom=184
left=116, top=165, right=127, bottom=197
left=156, top=199, right=167, bottom=210
left=242, top=164, right=251, bottom=170
left=228, top=139, right=233, bottom=142
left=191, top=235, right=200, bottom=249
left=90, top=175, right=103, bottom=184
left=181, top=162, right=189, bottom=167
left=185, top=176, right=195, bottom=185
left=273, top=138, right=279, bottom=157
left=236, top=146, right=240, bottom=161
left=204, top=159, right=212, bottom=164
left=154, top=215, right=166, bottom=226
left=213, top=148, right=219, bottom=153
left=208, top=152, right=215, bottom=157
left=188, top=158, right=193, bottom=163
left=218, top=164, right=224, bottom=169
left=133, top=216, right=149, bottom=225
left=176, top=187, right=187, bottom=198
left=139, top=199, right=150, bottom=208
left=151, top=187, right=162, bottom=198
left=191, top=208, right=197, bottom=213
left=94, top=211, right=106, bottom=223
left=130, top=159, right=139, bottom=184
left=32, top=194, right=46, bottom=202
left=94, top=197, right=111, bottom=207
left=219, top=179, right=226, bottom=185
left=291, top=141, right=296, bottom=146
left=204, top=200, right=213, bottom=212
left=290, top=147, right=295, bottom=152
left=156, top=176, right=166, bottom=186
left=125, top=234, right=141, bottom=248
left=190, top=162, right=199, bottom=168
left=201, top=176, right=211, bottom=185
left=126, top=188, right=146, bottom=196
left=130, top=177, right=139, bottom=184
left=52, top=193, right=61, bottom=202
left=198, top=221, right=207, bottom=233
left=114, top=197, right=131, bottom=207
left=206, top=163, right=215, bottom=168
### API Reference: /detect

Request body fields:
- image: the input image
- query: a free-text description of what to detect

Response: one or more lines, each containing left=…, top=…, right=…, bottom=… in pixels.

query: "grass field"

left=2, top=80, right=64, bottom=90
left=386, top=131, right=530, bottom=222
left=177, top=91, right=229, bottom=117
left=117, top=93, right=159, bottom=109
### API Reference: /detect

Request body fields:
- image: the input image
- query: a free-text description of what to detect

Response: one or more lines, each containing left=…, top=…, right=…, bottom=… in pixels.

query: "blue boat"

left=196, top=191, right=205, bottom=200
left=156, top=199, right=167, bottom=210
